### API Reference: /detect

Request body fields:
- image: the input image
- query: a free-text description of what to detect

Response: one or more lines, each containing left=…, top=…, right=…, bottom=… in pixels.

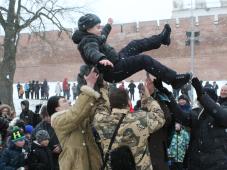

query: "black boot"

left=159, top=24, right=171, bottom=46
left=171, top=73, right=192, bottom=89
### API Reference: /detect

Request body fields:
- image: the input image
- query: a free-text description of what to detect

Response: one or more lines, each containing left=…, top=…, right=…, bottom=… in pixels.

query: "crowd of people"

left=1, top=73, right=226, bottom=170
left=1, top=13, right=227, bottom=170
left=17, top=80, right=50, bottom=100
left=16, top=78, right=79, bottom=101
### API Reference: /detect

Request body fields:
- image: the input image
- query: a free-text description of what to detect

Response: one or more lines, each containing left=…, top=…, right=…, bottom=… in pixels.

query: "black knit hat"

left=78, top=13, right=101, bottom=32
left=178, top=94, right=190, bottom=104
left=35, top=130, right=50, bottom=143
left=47, top=96, right=61, bottom=116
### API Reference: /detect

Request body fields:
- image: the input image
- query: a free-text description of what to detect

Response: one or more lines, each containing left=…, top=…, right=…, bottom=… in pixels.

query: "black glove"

left=153, top=79, right=172, bottom=97
left=97, top=63, right=113, bottom=72
left=191, top=77, right=204, bottom=98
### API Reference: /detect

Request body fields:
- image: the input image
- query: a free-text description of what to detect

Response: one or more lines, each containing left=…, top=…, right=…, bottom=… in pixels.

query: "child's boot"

left=159, top=24, right=171, bottom=46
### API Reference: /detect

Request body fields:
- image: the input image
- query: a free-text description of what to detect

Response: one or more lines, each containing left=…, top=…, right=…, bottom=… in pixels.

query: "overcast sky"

left=0, top=0, right=221, bottom=34
left=78, top=0, right=174, bottom=24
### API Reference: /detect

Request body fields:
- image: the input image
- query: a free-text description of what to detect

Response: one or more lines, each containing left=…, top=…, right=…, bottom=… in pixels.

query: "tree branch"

left=0, top=7, right=7, bottom=29
left=0, top=6, right=8, bottom=13
left=19, top=4, right=81, bottom=34
left=19, top=6, right=45, bottom=30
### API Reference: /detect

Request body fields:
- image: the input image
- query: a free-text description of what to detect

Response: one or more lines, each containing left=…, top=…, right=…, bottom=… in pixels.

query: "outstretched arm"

left=153, top=79, right=194, bottom=127
left=101, top=18, right=113, bottom=39
left=51, top=68, right=100, bottom=134
left=199, top=93, right=227, bottom=127
left=145, top=97, right=166, bottom=133
left=192, top=77, right=227, bottom=127
left=141, top=79, right=165, bottom=133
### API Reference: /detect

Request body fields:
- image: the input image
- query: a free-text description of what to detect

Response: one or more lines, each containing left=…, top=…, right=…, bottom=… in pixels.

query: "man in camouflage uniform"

left=94, top=85, right=166, bottom=170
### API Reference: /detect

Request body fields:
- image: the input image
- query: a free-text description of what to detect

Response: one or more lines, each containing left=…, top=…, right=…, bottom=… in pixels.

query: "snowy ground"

left=13, top=80, right=227, bottom=116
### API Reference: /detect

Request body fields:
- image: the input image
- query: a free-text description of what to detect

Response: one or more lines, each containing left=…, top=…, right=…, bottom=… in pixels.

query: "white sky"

left=78, top=0, right=173, bottom=24
left=0, top=0, right=222, bottom=34
left=0, top=0, right=173, bottom=34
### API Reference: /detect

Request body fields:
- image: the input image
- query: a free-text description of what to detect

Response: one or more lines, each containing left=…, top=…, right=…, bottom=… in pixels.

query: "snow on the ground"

left=13, top=80, right=227, bottom=116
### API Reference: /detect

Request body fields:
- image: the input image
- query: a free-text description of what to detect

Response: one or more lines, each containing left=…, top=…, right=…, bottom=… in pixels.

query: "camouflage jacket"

left=94, top=89, right=166, bottom=170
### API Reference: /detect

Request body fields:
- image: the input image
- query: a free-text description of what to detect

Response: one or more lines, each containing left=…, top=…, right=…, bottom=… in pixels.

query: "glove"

left=191, top=77, right=204, bottom=98
left=153, top=79, right=172, bottom=97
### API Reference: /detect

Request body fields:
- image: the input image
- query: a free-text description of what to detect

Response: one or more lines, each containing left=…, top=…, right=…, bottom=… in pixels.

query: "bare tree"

left=0, top=0, right=84, bottom=109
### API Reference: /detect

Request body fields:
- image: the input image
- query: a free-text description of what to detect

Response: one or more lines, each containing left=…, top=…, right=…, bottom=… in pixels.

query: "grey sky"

left=82, top=0, right=173, bottom=24
left=0, top=0, right=222, bottom=34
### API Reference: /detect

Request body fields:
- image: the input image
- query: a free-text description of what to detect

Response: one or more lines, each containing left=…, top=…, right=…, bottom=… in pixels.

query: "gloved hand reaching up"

left=153, top=78, right=172, bottom=97
left=191, top=77, right=204, bottom=99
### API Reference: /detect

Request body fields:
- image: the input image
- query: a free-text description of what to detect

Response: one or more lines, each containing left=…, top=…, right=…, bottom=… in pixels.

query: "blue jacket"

left=0, top=143, right=25, bottom=170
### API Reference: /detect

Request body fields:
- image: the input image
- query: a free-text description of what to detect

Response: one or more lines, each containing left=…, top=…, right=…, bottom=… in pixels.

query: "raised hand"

left=191, top=77, right=203, bottom=98
left=99, top=59, right=114, bottom=68
left=84, top=67, right=99, bottom=88
left=153, top=78, right=172, bottom=96
left=107, top=18, right=113, bottom=25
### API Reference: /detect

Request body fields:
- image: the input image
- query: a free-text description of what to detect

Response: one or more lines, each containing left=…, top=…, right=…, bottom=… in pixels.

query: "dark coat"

left=128, top=83, right=136, bottom=93
left=20, top=100, right=35, bottom=126
left=218, top=97, right=227, bottom=109
left=148, top=92, right=175, bottom=170
left=169, top=93, right=227, bottom=170
left=34, top=83, right=40, bottom=93
left=27, top=141, right=54, bottom=170
left=0, top=144, right=25, bottom=170
left=72, top=24, right=120, bottom=66
left=31, top=121, right=60, bottom=170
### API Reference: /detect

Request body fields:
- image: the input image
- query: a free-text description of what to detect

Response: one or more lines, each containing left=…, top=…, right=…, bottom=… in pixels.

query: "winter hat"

left=178, top=94, right=190, bottom=104
left=21, top=100, right=29, bottom=111
left=204, top=87, right=218, bottom=102
left=47, top=96, right=61, bottom=116
left=11, top=126, right=25, bottom=142
left=0, top=104, right=11, bottom=114
left=25, top=125, right=33, bottom=134
left=35, top=130, right=50, bottom=143
left=78, top=13, right=101, bottom=32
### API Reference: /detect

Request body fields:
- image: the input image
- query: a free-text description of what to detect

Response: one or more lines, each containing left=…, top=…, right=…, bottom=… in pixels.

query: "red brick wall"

left=1, top=14, right=227, bottom=82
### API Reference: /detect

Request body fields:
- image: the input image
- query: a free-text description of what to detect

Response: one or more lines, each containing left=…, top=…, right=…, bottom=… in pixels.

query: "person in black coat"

left=72, top=13, right=191, bottom=90
left=128, top=80, right=136, bottom=101
left=27, top=130, right=55, bottom=170
left=34, top=81, right=40, bottom=100
left=0, top=126, right=26, bottom=170
left=154, top=77, right=227, bottom=170
left=20, top=100, right=35, bottom=126
left=31, top=105, right=60, bottom=170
